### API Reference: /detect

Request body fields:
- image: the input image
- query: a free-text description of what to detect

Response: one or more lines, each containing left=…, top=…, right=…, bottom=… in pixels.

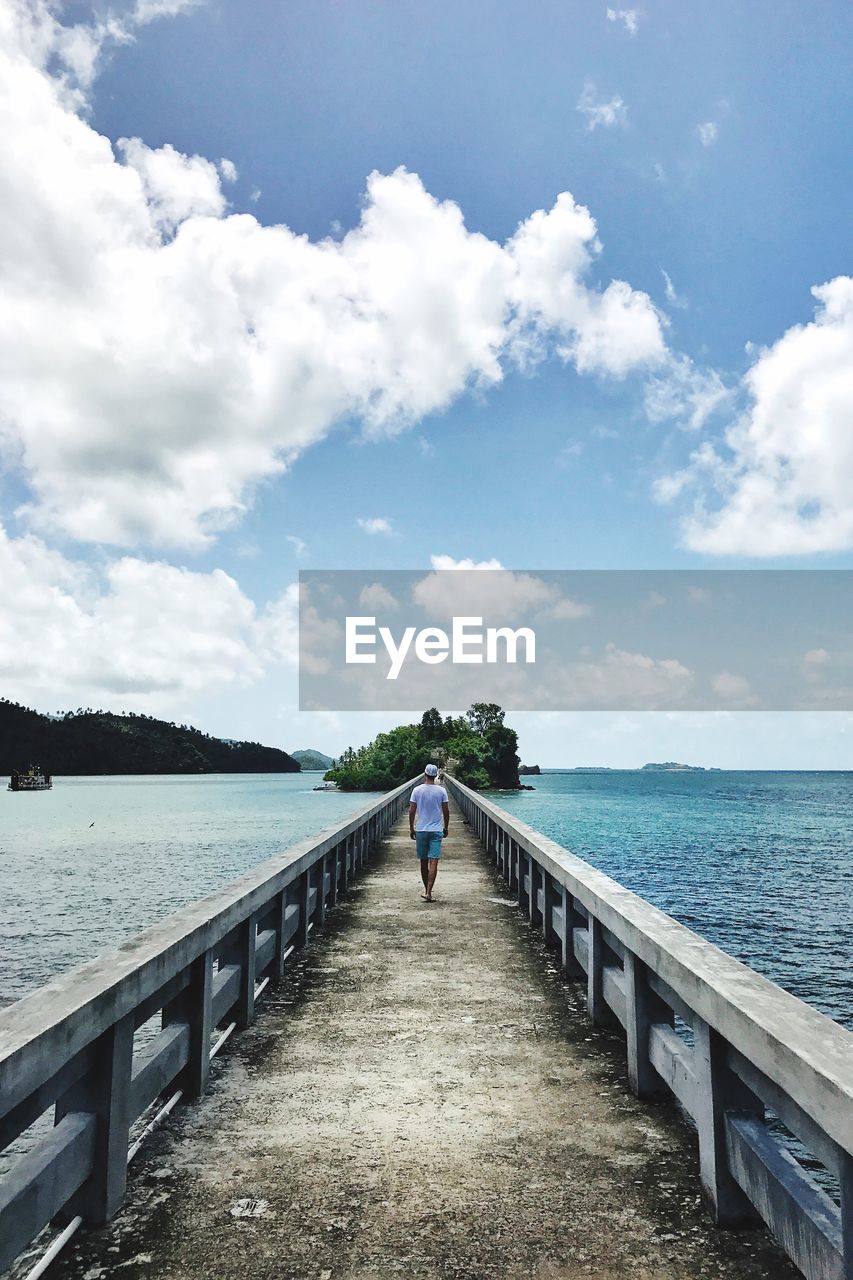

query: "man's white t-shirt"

left=410, top=783, right=448, bottom=833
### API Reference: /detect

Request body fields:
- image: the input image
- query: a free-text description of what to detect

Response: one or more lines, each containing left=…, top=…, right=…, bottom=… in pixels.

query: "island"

left=640, top=762, right=708, bottom=772
left=292, top=749, right=335, bottom=771
left=0, top=700, right=300, bottom=775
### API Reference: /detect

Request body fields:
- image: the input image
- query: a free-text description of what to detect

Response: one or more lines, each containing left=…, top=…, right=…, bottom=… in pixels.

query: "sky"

left=1, top=0, right=852, bottom=767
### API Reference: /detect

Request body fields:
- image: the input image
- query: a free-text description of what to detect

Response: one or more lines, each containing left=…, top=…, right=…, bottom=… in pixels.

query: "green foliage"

left=326, top=705, right=520, bottom=791
left=0, top=699, right=300, bottom=775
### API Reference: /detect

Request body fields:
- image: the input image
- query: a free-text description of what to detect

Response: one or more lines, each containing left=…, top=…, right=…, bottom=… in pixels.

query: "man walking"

left=409, top=764, right=449, bottom=902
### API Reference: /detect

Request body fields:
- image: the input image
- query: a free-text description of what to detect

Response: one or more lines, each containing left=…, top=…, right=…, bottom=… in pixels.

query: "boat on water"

left=8, top=766, right=52, bottom=792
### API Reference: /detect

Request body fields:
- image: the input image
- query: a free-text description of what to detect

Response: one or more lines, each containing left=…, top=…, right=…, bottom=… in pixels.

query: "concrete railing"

left=447, top=777, right=853, bottom=1280
left=0, top=779, right=416, bottom=1275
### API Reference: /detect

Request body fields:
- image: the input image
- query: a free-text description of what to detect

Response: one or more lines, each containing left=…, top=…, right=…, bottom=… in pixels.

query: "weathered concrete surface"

left=50, top=802, right=797, bottom=1280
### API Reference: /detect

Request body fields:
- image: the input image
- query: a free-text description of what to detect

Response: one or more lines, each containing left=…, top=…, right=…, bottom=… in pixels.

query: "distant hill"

left=292, top=749, right=334, bottom=771
left=0, top=700, right=300, bottom=775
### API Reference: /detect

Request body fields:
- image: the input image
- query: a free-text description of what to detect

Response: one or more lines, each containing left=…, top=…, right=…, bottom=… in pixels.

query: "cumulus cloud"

left=0, top=7, right=668, bottom=551
left=711, top=672, right=757, bottom=708
left=665, top=278, right=853, bottom=555
left=358, top=583, right=399, bottom=611
left=576, top=82, right=628, bottom=131
left=606, top=8, right=639, bottom=35
left=0, top=523, right=293, bottom=702
left=413, top=560, right=591, bottom=624
left=554, top=644, right=694, bottom=710
left=698, top=121, right=718, bottom=147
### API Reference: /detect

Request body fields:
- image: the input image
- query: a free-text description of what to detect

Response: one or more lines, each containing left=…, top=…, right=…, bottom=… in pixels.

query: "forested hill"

left=0, top=700, right=300, bottom=775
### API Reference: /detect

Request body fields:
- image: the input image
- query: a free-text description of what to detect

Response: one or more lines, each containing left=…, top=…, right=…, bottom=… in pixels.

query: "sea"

left=0, top=773, right=381, bottom=1007
left=0, top=770, right=850, bottom=1032
left=493, top=770, right=852, bottom=1031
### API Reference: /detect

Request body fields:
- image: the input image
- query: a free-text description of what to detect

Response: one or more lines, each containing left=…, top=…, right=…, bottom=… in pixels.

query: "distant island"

left=640, top=761, right=709, bottom=772
left=292, top=749, right=334, bottom=771
left=543, top=762, right=717, bottom=773
left=519, top=764, right=541, bottom=775
left=0, top=700, right=299, bottom=775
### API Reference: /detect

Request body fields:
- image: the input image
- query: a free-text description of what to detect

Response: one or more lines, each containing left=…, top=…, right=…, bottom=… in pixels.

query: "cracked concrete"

left=46, top=800, right=797, bottom=1280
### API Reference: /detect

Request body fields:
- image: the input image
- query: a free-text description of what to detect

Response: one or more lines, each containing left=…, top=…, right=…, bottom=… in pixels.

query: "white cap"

left=425, top=763, right=439, bottom=777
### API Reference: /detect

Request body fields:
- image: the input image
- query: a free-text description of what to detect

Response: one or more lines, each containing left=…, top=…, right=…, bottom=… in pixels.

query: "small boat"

left=8, top=766, right=52, bottom=792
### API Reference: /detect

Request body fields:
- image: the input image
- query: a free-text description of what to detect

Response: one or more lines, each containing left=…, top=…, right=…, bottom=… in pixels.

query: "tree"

left=419, top=707, right=444, bottom=741
left=466, top=703, right=505, bottom=736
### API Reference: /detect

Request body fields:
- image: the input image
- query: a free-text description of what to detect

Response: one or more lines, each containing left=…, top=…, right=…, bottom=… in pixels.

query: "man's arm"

left=408, top=800, right=417, bottom=839
left=442, top=800, right=450, bottom=838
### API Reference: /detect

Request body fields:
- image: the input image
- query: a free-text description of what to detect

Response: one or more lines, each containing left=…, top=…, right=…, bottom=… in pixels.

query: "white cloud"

left=644, top=355, right=730, bottom=431
left=357, top=517, right=394, bottom=536
left=577, top=81, right=628, bottom=131
left=358, top=583, right=399, bottom=611
left=0, top=523, right=282, bottom=702
left=507, top=194, right=665, bottom=376
left=711, top=672, right=758, bottom=708
left=661, top=268, right=687, bottom=310
left=429, top=555, right=504, bottom=571
left=669, top=278, right=853, bottom=555
left=606, top=8, right=639, bottom=35
left=286, top=534, right=307, bottom=556
left=218, top=157, right=238, bottom=183
left=414, top=561, right=590, bottom=624
left=117, top=138, right=227, bottom=231
left=132, top=0, right=203, bottom=24
left=698, top=121, right=718, bottom=147
left=554, top=644, right=694, bottom=709
left=804, top=648, right=830, bottom=667
left=0, top=11, right=667, bottom=551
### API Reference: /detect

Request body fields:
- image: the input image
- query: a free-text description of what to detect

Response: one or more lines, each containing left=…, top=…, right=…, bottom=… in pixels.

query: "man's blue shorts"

left=415, top=831, right=443, bottom=860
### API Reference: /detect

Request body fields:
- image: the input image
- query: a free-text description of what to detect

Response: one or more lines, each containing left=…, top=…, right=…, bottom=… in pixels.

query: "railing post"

left=693, top=1017, right=762, bottom=1225
left=296, top=869, right=311, bottom=947
left=840, top=1152, right=853, bottom=1280
left=559, top=888, right=584, bottom=978
left=163, top=948, right=213, bottom=1098
left=316, top=854, right=328, bottom=928
left=329, top=844, right=339, bottom=909
left=55, top=1012, right=134, bottom=1223
left=623, top=951, right=672, bottom=1098
left=274, top=888, right=289, bottom=979
left=587, top=915, right=610, bottom=1025
left=342, top=834, right=351, bottom=891
left=232, top=912, right=257, bottom=1028
left=515, top=844, right=526, bottom=908
left=542, top=870, right=556, bottom=944
left=528, top=857, right=540, bottom=926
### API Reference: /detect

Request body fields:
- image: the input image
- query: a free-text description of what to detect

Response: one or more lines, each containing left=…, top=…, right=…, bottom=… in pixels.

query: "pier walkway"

left=44, top=800, right=795, bottom=1280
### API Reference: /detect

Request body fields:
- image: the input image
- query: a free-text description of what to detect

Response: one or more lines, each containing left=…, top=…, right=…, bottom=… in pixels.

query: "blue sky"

left=1, top=0, right=853, bottom=765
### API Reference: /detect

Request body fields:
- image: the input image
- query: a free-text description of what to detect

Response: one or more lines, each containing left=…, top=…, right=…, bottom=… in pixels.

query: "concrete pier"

left=44, top=800, right=796, bottom=1280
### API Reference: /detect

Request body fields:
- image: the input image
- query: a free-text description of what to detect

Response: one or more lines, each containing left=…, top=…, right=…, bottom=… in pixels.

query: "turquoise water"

left=0, top=774, right=380, bottom=1006
left=1, top=771, right=850, bottom=1035
left=492, top=771, right=852, bottom=1030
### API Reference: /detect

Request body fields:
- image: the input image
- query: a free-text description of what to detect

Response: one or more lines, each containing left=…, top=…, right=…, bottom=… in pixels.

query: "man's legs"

left=419, top=857, right=429, bottom=890
left=425, top=856, right=439, bottom=900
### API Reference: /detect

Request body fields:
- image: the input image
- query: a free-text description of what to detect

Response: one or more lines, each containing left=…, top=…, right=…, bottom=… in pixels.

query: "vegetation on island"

left=0, top=700, right=299, bottom=775
left=292, top=749, right=335, bottom=770
left=325, top=703, right=521, bottom=791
